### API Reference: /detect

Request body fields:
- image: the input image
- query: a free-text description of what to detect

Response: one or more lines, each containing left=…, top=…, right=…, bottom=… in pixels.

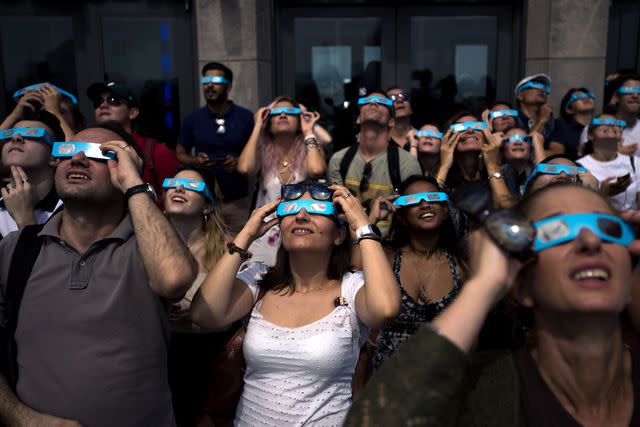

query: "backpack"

left=338, top=142, right=402, bottom=194
left=0, top=224, right=46, bottom=391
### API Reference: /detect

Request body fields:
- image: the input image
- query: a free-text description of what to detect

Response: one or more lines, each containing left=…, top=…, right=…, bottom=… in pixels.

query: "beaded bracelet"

left=226, top=242, right=253, bottom=261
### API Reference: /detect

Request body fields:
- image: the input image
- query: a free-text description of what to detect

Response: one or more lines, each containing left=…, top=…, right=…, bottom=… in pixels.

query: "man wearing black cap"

left=515, top=73, right=555, bottom=146
left=87, top=81, right=179, bottom=204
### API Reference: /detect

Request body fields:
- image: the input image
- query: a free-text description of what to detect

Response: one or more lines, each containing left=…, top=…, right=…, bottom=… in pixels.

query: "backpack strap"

left=339, top=144, right=360, bottom=185
left=0, top=224, right=46, bottom=391
left=386, top=143, right=402, bottom=194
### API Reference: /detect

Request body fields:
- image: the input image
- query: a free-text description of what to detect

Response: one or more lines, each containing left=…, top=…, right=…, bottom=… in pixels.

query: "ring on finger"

left=343, top=192, right=351, bottom=199
left=6, top=183, right=14, bottom=190
left=120, top=144, right=129, bottom=149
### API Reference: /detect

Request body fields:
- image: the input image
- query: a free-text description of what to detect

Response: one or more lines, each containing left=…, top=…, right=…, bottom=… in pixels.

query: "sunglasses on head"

left=269, top=107, right=301, bottom=116
left=449, top=121, right=486, bottom=134
left=200, top=76, right=230, bottom=85
left=357, top=96, right=394, bottom=107
left=163, top=178, right=214, bottom=202
left=502, top=135, right=532, bottom=145
left=388, top=92, right=410, bottom=102
left=0, top=127, right=54, bottom=145
left=489, top=109, right=518, bottom=119
left=564, top=92, right=595, bottom=111
left=92, top=95, right=124, bottom=109
left=13, top=82, right=78, bottom=104
left=517, top=81, right=551, bottom=94
left=394, top=192, right=449, bottom=207
left=276, top=199, right=337, bottom=218
left=521, top=163, right=587, bottom=193
left=533, top=213, right=634, bottom=252
left=617, top=86, right=640, bottom=95
left=52, top=141, right=116, bottom=161
left=416, top=129, right=443, bottom=139
left=281, top=183, right=333, bottom=201
left=591, top=118, right=627, bottom=128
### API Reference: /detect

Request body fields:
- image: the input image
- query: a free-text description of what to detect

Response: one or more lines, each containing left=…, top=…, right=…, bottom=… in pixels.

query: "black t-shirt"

left=515, top=347, right=640, bottom=427
left=550, top=117, right=585, bottom=161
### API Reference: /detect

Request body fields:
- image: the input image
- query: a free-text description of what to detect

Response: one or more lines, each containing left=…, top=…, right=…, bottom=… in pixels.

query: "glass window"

left=607, top=0, right=640, bottom=73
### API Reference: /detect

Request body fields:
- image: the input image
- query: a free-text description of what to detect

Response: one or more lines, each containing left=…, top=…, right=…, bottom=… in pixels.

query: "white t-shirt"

left=0, top=198, right=62, bottom=237
left=577, top=153, right=639, bottom=210
left=235, top=264, right=367, bottom=427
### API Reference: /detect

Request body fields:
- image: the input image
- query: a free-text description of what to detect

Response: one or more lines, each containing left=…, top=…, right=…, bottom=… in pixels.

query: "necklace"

left=294, top=281, right=332, bottom=294
left=407, top=249, right=437, bottom=304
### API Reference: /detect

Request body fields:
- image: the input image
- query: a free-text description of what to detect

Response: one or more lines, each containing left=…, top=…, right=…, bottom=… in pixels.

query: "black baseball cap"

left=87, top=81, right=137, bottom=107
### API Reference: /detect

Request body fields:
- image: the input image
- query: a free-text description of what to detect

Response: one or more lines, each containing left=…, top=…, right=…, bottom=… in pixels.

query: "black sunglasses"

left=92, top=95, right=124, bottom=109
left=281, top=183, right=333, bottom=201
left=359, top=162, right=373, bottom=194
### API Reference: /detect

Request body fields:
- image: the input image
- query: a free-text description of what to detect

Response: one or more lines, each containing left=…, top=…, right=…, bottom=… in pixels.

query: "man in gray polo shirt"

left=0, top=123, right=197, bottom=426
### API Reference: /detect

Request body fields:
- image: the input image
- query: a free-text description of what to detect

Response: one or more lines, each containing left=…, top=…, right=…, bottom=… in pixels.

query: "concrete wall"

left=194, top=0, right=273, bottom=111
left=524, top=0, right=610, bottom=111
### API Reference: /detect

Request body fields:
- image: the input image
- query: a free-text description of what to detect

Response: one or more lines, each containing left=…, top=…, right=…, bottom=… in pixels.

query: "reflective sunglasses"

left=269, top=107, right=301, bottom=116
left=357, top=96, right=394, bottom=107
left=502, top=135, right=532, bottom=145
left=388, top=92, right=410, bottom=102
left=489, top=109, right=518, bottom=119
left=13, top=82, right=78, bottom=104
left=92, top=95, right=124, bottom=109
left=393, top=192, right=449, bottom=207
left=276, top=199, right=336, bottom=218
left=200, top=76, right=230, bottom=85
left=617, top=86, right=640, bottom=95
left=564, top=92, right=595, bottom=111
left=522, top=163, right=587, bottom=193
left=163, top=178, right=214, bottom=202
left=449, top=121, right=487, bottom=134
left=416, top=129, right=443, bottom=139
left=0, top=127, right=54, bottom=145
left=359, top=161, right=373, bottom=193
left=281, top=183, right=333, bottom=201
left=591, top=118, right=627, bottom=128
left=52, top=141, right=116, bottom=161
left=533, top=213, right=634, bottom=252
left=517, top=81, right=551, bottom=94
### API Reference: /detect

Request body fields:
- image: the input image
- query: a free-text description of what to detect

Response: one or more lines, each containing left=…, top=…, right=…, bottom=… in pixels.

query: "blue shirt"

left=517, top=110, right=555, bottom=149
left=178, top=103, right=254, bottom=200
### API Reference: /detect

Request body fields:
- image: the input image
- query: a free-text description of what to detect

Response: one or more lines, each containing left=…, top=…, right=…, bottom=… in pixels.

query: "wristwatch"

left=488, top=171, right=503, bottom=180
left=355, top=224, right=383, bottom=244
left=125, top=183, right=157, bottom=202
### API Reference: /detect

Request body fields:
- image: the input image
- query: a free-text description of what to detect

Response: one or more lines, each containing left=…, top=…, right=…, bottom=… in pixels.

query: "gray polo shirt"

left=0, top=212, right=175, bottom=427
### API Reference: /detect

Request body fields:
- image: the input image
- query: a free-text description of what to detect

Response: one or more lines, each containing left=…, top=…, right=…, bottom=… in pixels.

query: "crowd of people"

left=0, top=59, right=639, bottom=427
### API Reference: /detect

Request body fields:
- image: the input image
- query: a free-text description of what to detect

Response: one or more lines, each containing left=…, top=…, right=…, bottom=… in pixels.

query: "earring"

left=203, top=211, right=210, bottom=223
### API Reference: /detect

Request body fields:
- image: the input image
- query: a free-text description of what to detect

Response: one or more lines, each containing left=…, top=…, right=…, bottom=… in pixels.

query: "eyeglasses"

left=516, top=81, right=551, bottom=94
left=388, top=92, right=410, bottom=102
left=617, top=86, right=640, bottom=95
left=489, top=109, right=518, bottom=119
left=269, top=107, right=301, bottom=116
left=393, top=192, right=449, bottom=207
left=281, top=183, right=333, bottom=201
left=591, top=118, right=627, bottom=128
left=564, top=92, right=595, bottom=111
left=357, top=96, right=394, bottom=107
left=502, top=135, right=532, bottom=145
left=163, top=178, right=214, bottom=202
left=13, top=82, right=78, bottom=104
left=359, top=162, right=373, bottom=194
left=533, top=213, right=634, bottom=252
left=416, top=129, right=443, bottom=139
left=521, top=163, right=587, bottom=193
left=276, top=199, right=336, bottom=218
left=92, top=95, right=124, bottom=109
left=200, top=76, right=230, bottom=85
left=449, top=121, right=486, bottom=134
left=0, top=127, right=54, bottom=145
left=52, top=141, right=116, bottom=161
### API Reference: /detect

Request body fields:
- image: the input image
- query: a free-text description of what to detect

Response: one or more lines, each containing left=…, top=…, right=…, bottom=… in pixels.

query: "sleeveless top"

left=373, top=248, right=462, bottom=369
left=235, top=268, right=368, bottom=426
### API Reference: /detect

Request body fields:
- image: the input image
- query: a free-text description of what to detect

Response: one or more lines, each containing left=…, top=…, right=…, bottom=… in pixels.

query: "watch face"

left=146, top=183, right=157, bottom=200
left=370, top=224, right=382, bottom=238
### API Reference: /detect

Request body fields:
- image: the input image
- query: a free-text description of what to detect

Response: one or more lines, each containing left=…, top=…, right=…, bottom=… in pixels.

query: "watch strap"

left=125, top=183, right=153, bottom=201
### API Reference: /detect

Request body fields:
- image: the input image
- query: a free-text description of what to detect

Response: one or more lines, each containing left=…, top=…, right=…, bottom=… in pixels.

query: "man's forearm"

left=0, top=375, right=32, bottom=426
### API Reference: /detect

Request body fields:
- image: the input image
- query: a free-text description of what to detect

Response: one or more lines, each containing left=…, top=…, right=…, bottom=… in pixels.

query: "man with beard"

left=386, top=87, right=415, bottom=150
left=176, top=62, right=254, bottom=234
left=515, top=73, right=555, bottom=146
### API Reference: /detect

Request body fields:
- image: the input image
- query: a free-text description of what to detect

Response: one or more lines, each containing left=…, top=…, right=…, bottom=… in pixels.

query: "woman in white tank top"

left=191, top=182, right=401, bottom=426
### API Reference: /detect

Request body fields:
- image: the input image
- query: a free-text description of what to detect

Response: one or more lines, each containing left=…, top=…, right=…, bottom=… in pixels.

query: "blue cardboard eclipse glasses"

left=393, top=192, right=449, bottom=207
left=533, top=213, right=634, bottom=252
left=516, top=81, right=551, bottom=94
left=416, top=129, right=443, bottom=139
left=269, top=107, right=301, bottom=116
left=502, top=134, right=532, bottom=145
left=0, top=127, right=54, bottom=145
left=163, top=178, right=214, bottom=202
left=449, top=121, right=487, bottom=134
left=522, top=163, right=587, bottom=193
left=52, top=142, right=116, bottom=161
left=564, top=92, right=595, bottom=111
left=617, top=86, right=640, bottom=95
left=200, top=76, right=230, bottom=85
left=591, top=118, right=627, bottom=128
left=13, top=83, right=78, bottom=104
left=357, top=96, right=394, bottom=107
left=489, top=109, right=518, bottom=120
left=276, top=199, right=336, bottom=218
